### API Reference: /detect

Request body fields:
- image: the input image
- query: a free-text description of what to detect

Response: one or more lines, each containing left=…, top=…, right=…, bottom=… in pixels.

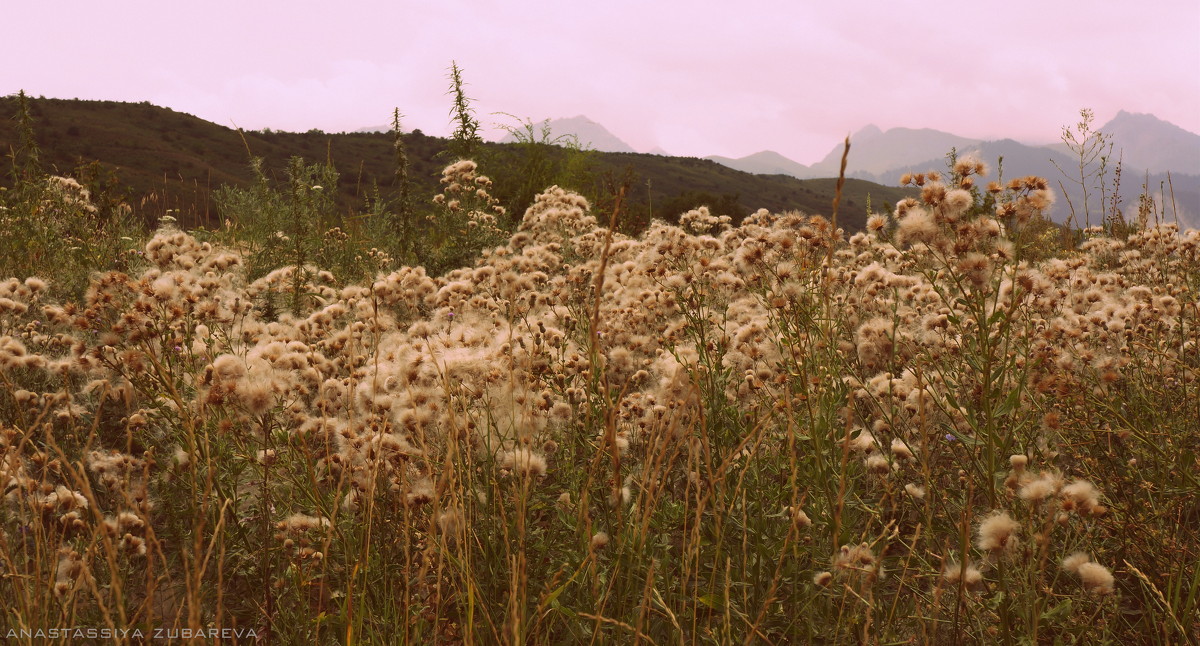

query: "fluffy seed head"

left=1061, top=551, right=1091, bottom=574
left=976, top=511, right=1020, bottom=552
left=942, top=561, right=983, bottom=586
left=1060, top=479, right=1102, bottom=514
left=1076, top=562, right=1115, bottom=595
left=1020, top=471, right=1062, bottom=502
left=500, top=448, right=548, bottom=478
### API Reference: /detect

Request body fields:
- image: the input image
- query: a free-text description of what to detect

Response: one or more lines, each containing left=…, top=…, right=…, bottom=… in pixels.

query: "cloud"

left=2, top=0, right=1197, bottom=163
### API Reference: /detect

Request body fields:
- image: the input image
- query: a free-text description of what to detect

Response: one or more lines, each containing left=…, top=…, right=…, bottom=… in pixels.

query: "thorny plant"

left=0, top=154, right=1197, bottom=645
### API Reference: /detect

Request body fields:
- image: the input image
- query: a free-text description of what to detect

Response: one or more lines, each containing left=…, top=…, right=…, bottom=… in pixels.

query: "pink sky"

left=4, top=0, right=1198, bottom=164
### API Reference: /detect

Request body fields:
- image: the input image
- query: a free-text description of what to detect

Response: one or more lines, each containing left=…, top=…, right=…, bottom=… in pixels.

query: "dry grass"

left=0, top=157, right=1197, bottom=645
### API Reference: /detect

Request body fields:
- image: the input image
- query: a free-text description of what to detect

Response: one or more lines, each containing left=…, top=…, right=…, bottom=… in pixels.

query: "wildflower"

left=438, top=508, right=463, bottom=541
left=942, top=561, right=983, bottom=586
left=890, top=438, right=915, bottom=461
left=956, top=253, right=992, bottom=287
left=844, top=428, right=877, bottom=453
left=812, top=571, right=833, bottom=586
left=785, top=506, right=812, bottom=528
left=905, top=483, right=926, bottom=500
left=1009, top=455, right=1028, bottom=472
left=994, top=239, right=1015, bottom=259
left=238, top=376, right=275, bottom=416
left=173, top=446, right=191, bottom=468
left=834, top=543, right=877, bottom=574
left=1076, top=562, right=1115, bottom=595
left=609, top=484, right=632, bottom=508
left=278, top=513, right=331, bottom=534
left=976, top=511, right=1020, bottom=552
left=895, top=207, right=940, bottom=247
left=590, top=531, right=610, bottom=551
left=1061, top=551, right=1091, bottom=574
left=943, top=189, right=974, bottom=217
left=1019, top=471, right=1062, bottom=502
left=865, top=454, right=891, bottom=474
left=54, top=549, right=84, bottom=598
left=1060, top=479, right=1103, bottom=515
left=406, top=479, right=435, bottom=506
left=499, top=448, right=547, bottom=478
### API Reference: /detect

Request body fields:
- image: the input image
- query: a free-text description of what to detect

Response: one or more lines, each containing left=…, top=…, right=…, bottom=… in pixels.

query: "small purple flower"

left=944, top=434, right=956, bottom=442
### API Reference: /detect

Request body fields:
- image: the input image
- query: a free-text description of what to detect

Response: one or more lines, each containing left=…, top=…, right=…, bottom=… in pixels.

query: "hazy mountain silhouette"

left=701, top=112, right=1199, bottom=227
left=808, top=126, right=979, bottom=177
left=705, top=150, right=810, bottom=177
left=498, top=115, right=636, bottom=153
left=1093, top=110, right=1198, bottom=175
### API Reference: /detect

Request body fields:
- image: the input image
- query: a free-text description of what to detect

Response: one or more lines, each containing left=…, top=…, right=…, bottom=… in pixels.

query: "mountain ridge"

left=0, top=97, right=916, bottom=235
left=699, top=112, right=1200, bottom=227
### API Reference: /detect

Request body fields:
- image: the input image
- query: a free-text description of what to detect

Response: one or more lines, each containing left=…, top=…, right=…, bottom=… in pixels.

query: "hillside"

left=0, top=97, right=446, bottom=229
left=0, top=97, right=913, bottom=233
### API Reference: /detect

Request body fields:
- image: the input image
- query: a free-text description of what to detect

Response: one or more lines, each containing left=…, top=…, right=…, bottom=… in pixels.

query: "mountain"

left=866, top=138, right=1200, bottom=229
left=0, top=97, right=917, bottom=235
left=702, top=112, right=1199, bottom=228
left=498, top=115, right=636, bottom=153
left=705, top=150, right=810, bottom=177
left=807, top=126, right=980, bottom=178
left=705, top=126, right=979, bottom=181
left=1096, top=110, right=1200, bottom=176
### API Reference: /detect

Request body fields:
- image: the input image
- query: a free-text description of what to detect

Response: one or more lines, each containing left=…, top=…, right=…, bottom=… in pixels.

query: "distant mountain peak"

left=1098, top=110, right=1200, bottom=175
left=809, top=125, right=978, bottom=176
left=854, top=124, right=883, bottom=142
left=498, top=115, right=635, bottom=153
left=704, top=150, right=809, bottom=178
left=1109, top=109, right=1158, bottom=124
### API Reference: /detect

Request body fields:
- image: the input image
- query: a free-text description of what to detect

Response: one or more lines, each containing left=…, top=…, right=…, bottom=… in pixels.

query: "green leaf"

left=994, top=385, right=1024, bottom=418
left=1041, top=599, right=1073, bottom=622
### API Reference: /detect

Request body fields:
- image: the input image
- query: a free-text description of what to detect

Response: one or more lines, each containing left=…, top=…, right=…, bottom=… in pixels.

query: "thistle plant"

left=445, top=61, right=482, bottom=163
left=1052, top=108, right=1113, bottom=230
left=0, top=148, right=1196, bottom=645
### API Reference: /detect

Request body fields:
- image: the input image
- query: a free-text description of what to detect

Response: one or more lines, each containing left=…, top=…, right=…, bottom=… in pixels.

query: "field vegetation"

left=0, top=88, right=1197, bottom=644
left=0, top=94, right=916, bottom=240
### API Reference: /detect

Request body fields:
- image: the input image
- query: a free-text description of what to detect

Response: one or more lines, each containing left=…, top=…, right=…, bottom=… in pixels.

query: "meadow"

left=0, top=123, right=1198, bottom=643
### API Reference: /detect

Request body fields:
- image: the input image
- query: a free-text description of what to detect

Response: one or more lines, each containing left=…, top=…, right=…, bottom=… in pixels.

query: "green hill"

left=0, top=96, right=914, bottom=232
